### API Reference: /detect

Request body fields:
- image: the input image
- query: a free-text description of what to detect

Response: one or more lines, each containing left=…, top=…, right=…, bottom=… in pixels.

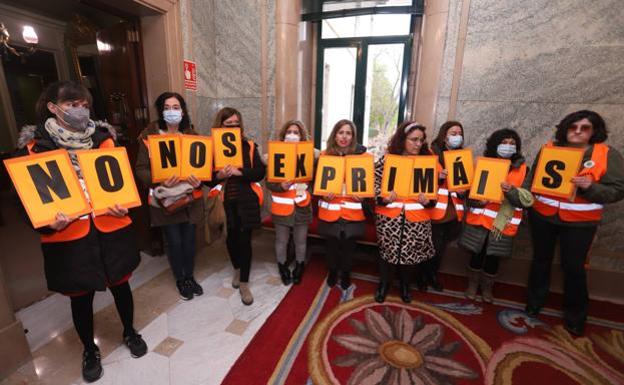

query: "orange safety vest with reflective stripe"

left=27, top=138, right=132, bottom=243
left=318, top=196, right=366, bottom=222
left=207, top=140, right=264, bottom=205
left=270, top=184, right=311, bottom=216
left=429, top=184, right=465, bottom=222
left=375, top=198, right=431, bottom=223
left=533, top=142, right=608, bottom=222
left=465, top=163, right=527, bottom=236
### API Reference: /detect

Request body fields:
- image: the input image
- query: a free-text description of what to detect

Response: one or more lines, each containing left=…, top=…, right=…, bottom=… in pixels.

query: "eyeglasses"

left=568, top=124, right=592, bottom=132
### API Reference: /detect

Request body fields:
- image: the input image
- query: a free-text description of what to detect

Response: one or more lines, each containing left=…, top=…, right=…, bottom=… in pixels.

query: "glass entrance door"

left=315, top=36, right=411, bottom=158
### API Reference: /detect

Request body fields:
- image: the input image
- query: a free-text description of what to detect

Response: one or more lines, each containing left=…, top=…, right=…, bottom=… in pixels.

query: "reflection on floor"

left=1, top=230, right=291, bottom=385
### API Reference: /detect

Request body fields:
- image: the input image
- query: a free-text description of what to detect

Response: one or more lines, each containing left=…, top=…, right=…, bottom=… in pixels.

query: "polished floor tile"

left=1, top=231, right=291, bottom=385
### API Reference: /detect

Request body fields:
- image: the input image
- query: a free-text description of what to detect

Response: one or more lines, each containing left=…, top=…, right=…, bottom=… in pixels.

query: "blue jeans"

left=161, top=222, right=196, bottom=281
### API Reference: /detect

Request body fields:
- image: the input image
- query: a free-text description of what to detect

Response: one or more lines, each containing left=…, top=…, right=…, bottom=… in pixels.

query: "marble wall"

left=434, top=0, right=624, bottom=269
left=181, top=0, right=276, bottom=151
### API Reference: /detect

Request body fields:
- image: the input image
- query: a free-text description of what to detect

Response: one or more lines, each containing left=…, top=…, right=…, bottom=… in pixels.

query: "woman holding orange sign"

left=458, top=128, right=531, bottom=303
left=525, top=110, right=624, bottom=336
left=15, top=81, right=146, bottom=382
left=266, top=120, right=315, bottom=285
left=374, top=121, right=436, bottom=303
left=317, top=119, right=367, bottom=290
left=135, top=92, right=205, bottom=302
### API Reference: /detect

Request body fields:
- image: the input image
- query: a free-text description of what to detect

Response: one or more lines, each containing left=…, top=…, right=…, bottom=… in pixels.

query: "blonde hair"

left=325, top=119, right=357, bottom=155
left=276, top=120, right=309, bottom=141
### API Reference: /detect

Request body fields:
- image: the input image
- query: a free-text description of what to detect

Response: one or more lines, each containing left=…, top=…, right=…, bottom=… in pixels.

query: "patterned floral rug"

left=221, top=258, right=624, bottom=385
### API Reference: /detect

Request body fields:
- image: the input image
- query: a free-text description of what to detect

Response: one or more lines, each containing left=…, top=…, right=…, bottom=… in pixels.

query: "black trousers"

left=70, top=281, right=135, bottom=351
left=468, top=233, right=499, bottom=275
left=224, top=202, right=253, bottom=283
left=426, top=220, right=461, bottom=274
left=526, top=211, right=597, bottom=328
left=324, top=234, right=357, bottom=273
left=378, top=259, right=413, bottom=285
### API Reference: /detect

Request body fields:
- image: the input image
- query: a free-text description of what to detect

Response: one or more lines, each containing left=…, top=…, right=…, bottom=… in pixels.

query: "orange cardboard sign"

left=3, top=149, right=90, bottom=228
left=313, top=155, right=345, bottom=196
left=443, top=148, right=474, bottom=191
left=212, top=128, right=243, bottom=169
left=294, top=141, right=314, bottom=182
left=380, top=154, right=413, bottom=198
left=531, top=145, right=584, bottom=199
left=180, top=135, right=213, bottom=181
left=76, top=147, right=142, bottom=216
left=469, top=157, right=511, bottom=203
left=409, top=155, right=439, bottom=200
left=345, top=154, right=375, bottom=197
left=148, top=134, right=182, bottom=183
left=267, top=141, right=297, bottom=182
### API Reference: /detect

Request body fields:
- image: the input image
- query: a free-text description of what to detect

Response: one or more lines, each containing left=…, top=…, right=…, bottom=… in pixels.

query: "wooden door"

left=96, top=20, right=149, bottom=163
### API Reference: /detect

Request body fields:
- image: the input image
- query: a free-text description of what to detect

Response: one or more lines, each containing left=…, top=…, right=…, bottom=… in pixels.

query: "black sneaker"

left=124, top=332, right=148, bottom=358
left=187, top=277, right=204, bottom=296
left=176, top=279, right=194, bottom=301
left=82, top=347, right=103, bottom=383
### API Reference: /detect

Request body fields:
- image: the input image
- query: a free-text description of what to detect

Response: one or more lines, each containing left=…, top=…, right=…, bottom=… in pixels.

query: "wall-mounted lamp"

left=0, top=22, right=39, bottom=60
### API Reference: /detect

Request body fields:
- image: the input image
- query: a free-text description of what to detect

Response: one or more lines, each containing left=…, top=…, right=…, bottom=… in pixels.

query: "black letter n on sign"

left=159, top=140, right=177, bottom=168
left=26, top=161, right=70, bottom=204
left=95, top=155, right=124, bottom=192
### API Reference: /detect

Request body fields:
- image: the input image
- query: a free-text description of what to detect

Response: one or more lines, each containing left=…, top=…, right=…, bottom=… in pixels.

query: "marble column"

left=274, top=0, right=301, bottom=130
left=0, top=263, right=31, bottom=379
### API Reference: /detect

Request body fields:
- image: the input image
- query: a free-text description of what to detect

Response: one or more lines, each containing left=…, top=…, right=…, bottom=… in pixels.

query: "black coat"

left=208, top=138, right=266, bottom=230
left=15, top=123, right=140, bottom=294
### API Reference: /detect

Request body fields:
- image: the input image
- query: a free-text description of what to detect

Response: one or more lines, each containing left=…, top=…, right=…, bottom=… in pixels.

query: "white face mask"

left=284, top=133, right=300, bottom=142
left=163, top=109, right=183, bottom=125
left=447, top=134, right=463, bottom=149
left=497, top=143, right=516, bottom=158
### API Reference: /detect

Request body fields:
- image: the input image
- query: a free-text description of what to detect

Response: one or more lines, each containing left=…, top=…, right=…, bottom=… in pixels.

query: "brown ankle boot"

left=239, top=282, right=253, bottom=305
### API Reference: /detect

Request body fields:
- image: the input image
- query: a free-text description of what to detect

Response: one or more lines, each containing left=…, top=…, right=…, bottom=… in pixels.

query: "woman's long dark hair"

left=35, top=81, right=92, bottom=125
left=484, top=128, right=523, bottom=162
left=155, top=92, right=192, bottom=133
left=432, top=120, right=463, bottom=151
left=386, top=120, right=429, bottom=155
left=554, top=110, right=608, bottom=144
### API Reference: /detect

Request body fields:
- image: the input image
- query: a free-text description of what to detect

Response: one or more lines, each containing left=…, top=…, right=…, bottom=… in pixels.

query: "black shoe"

left=340, top=272, right=351, bottom=290
left=374, top=282, right=389, bottom=303
left=278, top=263, right=292, bottom=285
left=564, top=322, right=585, bottom=337
left=82, top=347, right=103, bottom=383
left=124, top=331, right=148, bottom=358
left=400, top=282, right=412, bottom=303
left=187, top=277, right=203, bottom=296
left=326, top=270, right=338, bottom=287
left=292, top=262, right=305, bottom=285
left=176, top=279, right=194, bottom=301
left=428, top=273, right=443, bottom=292
left=416, top=274, right=428, bottom=292
left=525, top=305, right=540, bottom=318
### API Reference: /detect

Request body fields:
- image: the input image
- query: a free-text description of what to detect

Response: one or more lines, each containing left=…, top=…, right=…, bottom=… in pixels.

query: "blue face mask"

left=163, top=109, right=183, bottom=125
left=497, top=143, right=516, bottom=158
left=447, top=134, right=463, bottom=149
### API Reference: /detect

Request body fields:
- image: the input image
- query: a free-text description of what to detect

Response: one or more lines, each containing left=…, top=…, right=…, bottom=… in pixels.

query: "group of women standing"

left=15, top=80, right=624, bottom=383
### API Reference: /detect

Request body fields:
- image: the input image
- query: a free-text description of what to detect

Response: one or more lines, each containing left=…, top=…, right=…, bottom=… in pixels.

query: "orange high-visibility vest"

left=533, top=143, right=608, bottom=222
left=207, top=140, right=264, bottom=206
left=270, top=184, right=311, bottom=216
left=27, top=138, right=132, bottom=243
left=318, top=196, right=365, bottom=222
left=429, top=183, right=465, bottom=221
left=465, top=163, right=527, bottom=236
left=375, top=198, right=430, bottom=223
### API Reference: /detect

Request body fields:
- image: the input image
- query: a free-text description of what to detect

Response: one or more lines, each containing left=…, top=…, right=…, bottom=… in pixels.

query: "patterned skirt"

left=375, top=213, right=435, bottom=265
